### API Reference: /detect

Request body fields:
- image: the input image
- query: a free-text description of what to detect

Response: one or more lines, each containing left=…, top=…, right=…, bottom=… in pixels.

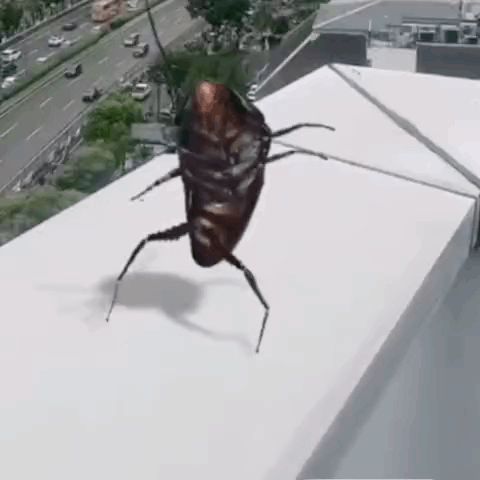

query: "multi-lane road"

left=2, top=2, right=94, bottom=77
left=1, top=1, right=150, bottom=91
left=0, top=0, right=194, bottom=190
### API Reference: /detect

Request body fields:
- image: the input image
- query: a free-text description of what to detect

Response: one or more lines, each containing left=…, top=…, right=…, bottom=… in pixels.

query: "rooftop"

left=1, top=62, right=480, bottom=479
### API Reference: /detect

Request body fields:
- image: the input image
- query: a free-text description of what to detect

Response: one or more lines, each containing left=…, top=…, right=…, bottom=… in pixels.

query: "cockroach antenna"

left=144, top=0, right=178, bottom=110
left=105, top=15, right=336, bottom=353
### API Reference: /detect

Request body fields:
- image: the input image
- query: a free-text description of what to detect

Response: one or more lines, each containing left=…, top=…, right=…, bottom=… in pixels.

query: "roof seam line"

left=328, top=63, right=480, bottom=191
left=273, top=139, right=477, bottom=202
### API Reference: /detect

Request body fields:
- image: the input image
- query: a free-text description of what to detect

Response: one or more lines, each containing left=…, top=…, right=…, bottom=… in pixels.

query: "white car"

left=1, top=76, right=16, bottom=89
left=48, top=35, right=65, bottom=47
left=131, top=82, right=152, bottom=101
left=1, top=48, right=22, bottom=62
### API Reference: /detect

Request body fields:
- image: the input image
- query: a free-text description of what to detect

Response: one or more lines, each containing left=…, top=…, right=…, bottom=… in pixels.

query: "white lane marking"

left=28, top=49, right=39, bottom=56
left=69, top=76, right=82, bottom=85
left=40, top=97, right=52, bottom=108
left=116, top=59, right=125, bottom=68
left=79, top=22, right=89, bottom=29
left=98, top=56, right=109, bottom=64
left=26, top=126, right=42, bottom=141
left=0, top=122, right=18, bottom=139
left=63, top=99, right=75, bottom=111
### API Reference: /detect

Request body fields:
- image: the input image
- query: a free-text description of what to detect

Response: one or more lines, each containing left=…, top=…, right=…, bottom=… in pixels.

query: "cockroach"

left=105, top=0, right=336, bottom=353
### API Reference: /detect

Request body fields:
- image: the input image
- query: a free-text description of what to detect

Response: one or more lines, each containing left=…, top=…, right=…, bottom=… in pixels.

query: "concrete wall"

left=417, top=43, right=480, bottom=79
left=299, top=206, right=479, bottom=480
left=260, top=32, right=368, bottom=99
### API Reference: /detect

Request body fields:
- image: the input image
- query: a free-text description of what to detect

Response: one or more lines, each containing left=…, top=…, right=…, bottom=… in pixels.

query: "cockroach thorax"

left=194, top=81, right=230, bottom=114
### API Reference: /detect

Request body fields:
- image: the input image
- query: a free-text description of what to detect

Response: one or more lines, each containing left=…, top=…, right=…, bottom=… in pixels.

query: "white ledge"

left=0, top=65, right=477, bottom=480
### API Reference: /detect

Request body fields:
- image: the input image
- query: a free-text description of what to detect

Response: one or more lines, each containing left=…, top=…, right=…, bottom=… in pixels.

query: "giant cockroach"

left=105, top=0, right=336, bottom=353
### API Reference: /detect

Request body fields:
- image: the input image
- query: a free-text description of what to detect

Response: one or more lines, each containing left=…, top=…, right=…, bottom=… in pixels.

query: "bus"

left=91, top=0, right=122, bottom=22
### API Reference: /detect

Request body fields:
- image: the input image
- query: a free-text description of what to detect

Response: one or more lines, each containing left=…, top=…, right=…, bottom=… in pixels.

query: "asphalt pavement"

left=0, top=0, right=192, bottom=190
left=3, top=3, right=94, bottom=75
left=2, top=1, right=150, bottom=87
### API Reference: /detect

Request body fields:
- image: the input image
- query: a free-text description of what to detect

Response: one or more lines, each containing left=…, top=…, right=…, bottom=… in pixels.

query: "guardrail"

left=0, top=0, right=92, bottom=50
left=0, top=18, right=206, bottom=195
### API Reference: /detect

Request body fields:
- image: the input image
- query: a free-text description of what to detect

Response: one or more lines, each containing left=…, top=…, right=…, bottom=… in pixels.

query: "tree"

left=148, top=48, right=251, bottom=113
left=55, top=143, right=117, bottom=194
left=82, top=93, right=143, bottom=169
left=186, top=0, right=252, bottom=45
left=0, top=186, right=85, bottom=246
left=0, top=1, right=23, bottom=35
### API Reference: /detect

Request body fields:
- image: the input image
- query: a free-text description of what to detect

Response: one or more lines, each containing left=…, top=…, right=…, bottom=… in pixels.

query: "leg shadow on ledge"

left=95, top=271, right=253, bottom=352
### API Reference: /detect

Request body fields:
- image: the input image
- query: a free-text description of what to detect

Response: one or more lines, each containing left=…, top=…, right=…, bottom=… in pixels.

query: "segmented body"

left=177, top=82, right=272, bottom=267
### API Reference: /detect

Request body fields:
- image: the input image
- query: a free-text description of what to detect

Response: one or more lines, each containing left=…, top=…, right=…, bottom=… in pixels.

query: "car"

left=64, top=63, right=83, bottom=78
left=118, top=76, right=134, bottom=91
left=1, top=76, right=16, bottom=89
left=127, top=0, right=139, bottom=10
left=133, top=42, right=149, bottom=58
left=123, top=32, right=140, bottom=47
left=1, top=60, right=17, bottom=78
left=1, top=48, right=22, bottom=62
left=82, top=86, right=103, bottom=102
left=48, top=35, right=65, bottom=47
left=62, top=21, right=77, bottom=31
left=131, top=82, right=152, bottom=101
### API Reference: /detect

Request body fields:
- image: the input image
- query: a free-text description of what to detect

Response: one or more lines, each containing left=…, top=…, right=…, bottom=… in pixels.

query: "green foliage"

left=0, top=186, right=85, bottom=246
left=150, top=49, right=250, bottom=103
left=55, top=143, right=117, bottom=194
left=82, top=93, right=143, bottom=167
left=0, top=1, right=23, bottom=35
left=272, top=15, right=290, bottom=35
left=186, top=0, right=251, bottom=29
left=110, top=16, right=127, bottom=29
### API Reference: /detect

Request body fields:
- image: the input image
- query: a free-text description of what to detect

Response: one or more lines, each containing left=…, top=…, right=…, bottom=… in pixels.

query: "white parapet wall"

left=0, top=65, right=478, bottom=480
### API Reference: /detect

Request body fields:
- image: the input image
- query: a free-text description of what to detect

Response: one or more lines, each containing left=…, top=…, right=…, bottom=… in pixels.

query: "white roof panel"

left=259, top=65, right=478, bottom=197
left=0, top=64, right=477, bottom=480
left=334, top=63, right=480, bottom=190
left=0, top=151, right=474, bottom=480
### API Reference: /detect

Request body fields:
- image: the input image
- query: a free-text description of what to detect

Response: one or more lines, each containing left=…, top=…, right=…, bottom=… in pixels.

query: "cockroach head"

left=192, top=80, right=231, bottom=115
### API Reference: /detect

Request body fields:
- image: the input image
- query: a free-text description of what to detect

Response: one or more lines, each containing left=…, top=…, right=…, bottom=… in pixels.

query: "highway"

left=2, top=1, right=151, bottom=91
left=2, top=2, right=94, bottom=75
left=0, top=0, right=193, bottom=190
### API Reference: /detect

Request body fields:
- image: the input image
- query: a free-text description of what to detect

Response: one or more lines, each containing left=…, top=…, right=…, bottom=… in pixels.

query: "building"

left=2, top=61, right=480, bottom=479
left=3, top=1, right=480, bottom=479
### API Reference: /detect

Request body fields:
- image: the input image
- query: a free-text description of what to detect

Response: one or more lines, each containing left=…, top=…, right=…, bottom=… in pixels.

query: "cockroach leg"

left=130, top=167, right=182, bottom=202
left=270, top=122, right=335, bottom=138
left=223, top=251, right=269, bottom=354
left=265, top=148, right=328, bottom=164
left=105, top=222, right=189, bottom=322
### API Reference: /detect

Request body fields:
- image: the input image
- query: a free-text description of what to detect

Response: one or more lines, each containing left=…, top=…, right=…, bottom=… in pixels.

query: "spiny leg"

left=265, top=148, right=329, bottom=164
left=270, top=122, right=335, bottom=139
left=130, top=167, right=181, bottom=202
left=208, top=232, right=269, bottom=353
left=105, top=222, right=189, bottom=322
left=223, top=251, right=270, bottom=353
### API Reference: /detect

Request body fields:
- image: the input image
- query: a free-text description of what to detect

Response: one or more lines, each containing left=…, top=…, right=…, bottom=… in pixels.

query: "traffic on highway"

left=0, top=2, right=95, bottom=90
left=0, top=0, right=149, bottom=92
left=0, top=0, right=194, bottom=191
